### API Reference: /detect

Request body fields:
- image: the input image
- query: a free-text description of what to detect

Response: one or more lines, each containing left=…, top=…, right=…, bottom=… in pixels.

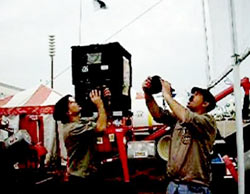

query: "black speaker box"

left=71, top=42, right=132, bottom=117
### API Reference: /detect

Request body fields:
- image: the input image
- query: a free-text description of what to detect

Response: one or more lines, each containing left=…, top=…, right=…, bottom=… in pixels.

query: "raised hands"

left=89, top=89, right=103, bottom=108
left=142, top=76, right=153, bottom=94
left=103, top=88, right=111, bottom=98
left=161, top=79, right=172, bottom=98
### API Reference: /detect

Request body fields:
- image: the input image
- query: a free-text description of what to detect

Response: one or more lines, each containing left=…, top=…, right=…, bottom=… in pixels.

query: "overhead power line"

left=103, top=0, right=164, bottom=43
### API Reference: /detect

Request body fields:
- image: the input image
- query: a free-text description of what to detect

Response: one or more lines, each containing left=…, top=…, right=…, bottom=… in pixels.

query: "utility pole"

left=49, top=35, right=55, bottom=89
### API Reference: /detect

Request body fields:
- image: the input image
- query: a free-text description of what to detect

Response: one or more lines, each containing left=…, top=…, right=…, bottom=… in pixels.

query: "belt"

left=173, top=179, right=208, bottom=187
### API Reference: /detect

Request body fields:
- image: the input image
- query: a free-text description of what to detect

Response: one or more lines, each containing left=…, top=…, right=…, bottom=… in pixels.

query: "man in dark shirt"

left=142, top=76, right=217, bottom=194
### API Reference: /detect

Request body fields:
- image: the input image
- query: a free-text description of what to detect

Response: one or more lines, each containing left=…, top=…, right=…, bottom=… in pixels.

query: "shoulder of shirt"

left=185, top=110, right=216, bottom=123
left=203, top=113, right=215, bottom=120
left=203, top=113, right=217, bottom=127
left=80, top=116, right=97, bottom=122
left=63, top=121, right=80, bottom=129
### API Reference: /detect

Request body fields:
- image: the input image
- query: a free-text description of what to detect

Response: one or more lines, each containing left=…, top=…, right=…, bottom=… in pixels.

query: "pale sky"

left=1, top=0, right=249, bottom=106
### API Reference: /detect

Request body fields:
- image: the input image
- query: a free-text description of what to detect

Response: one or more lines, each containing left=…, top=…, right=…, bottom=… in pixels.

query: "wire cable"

left=103, top=0, right=164, bottom=43
left=53, top=0, right=164, bottom=81
left=79, top=0, right=83, bottom=45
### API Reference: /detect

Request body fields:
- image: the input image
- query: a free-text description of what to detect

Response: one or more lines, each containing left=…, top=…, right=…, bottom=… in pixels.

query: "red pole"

left=215, top=77, right=250, bottom=102
left=223, top=155, right=238, bottom=182
left=144, top=125, right=169, bottom=140
left=115, top=128, right=130, bottom=182
left=215, top=86, right=234, bottom=102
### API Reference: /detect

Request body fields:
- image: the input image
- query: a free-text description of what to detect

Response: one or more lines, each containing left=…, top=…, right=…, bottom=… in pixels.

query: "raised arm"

left=161, top=79, right=187, bottom=122
left=142, top=77, right=163, bottom=119
left=89, top=89, right=107, bottom=132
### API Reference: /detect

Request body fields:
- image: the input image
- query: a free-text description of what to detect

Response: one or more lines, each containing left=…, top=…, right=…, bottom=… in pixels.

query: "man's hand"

left=103, top=88, right=111, bottom=98
left=161, top=79, right=186, bottom=122
left=161, top=79, right=172, bottom=98
left=90, top=89, right=107, bottom=132
left=142, top=76, right=152, bottom=94
left=89, top=89, right=104, bottom=108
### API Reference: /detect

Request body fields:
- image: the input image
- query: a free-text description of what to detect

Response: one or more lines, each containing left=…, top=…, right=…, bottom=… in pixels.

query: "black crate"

left=71, top=42, right=132, bottom=117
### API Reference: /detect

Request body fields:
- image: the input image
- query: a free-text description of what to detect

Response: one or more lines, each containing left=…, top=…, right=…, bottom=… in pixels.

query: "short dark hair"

left=191, top=87, right=216, bottom=112
left=53, top=94, right=72, bottom=124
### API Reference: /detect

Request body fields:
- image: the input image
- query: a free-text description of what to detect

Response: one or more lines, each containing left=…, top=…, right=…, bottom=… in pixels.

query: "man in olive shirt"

left=53, top=89, right=109, bottom=188
left=142, top=76, right=217, bottom=194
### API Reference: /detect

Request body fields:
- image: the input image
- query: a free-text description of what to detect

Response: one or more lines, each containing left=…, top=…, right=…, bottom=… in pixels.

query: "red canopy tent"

left=0, top=84, right=65, bottom=165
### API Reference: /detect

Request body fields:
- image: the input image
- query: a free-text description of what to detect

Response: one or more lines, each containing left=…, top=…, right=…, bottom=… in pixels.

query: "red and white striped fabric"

left=0, top=84, right=62, bottom=115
